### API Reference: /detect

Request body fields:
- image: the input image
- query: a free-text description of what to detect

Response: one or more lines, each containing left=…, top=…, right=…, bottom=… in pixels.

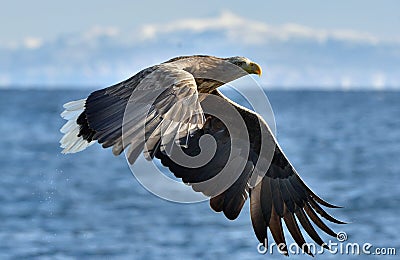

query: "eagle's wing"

left=155, top=90, right=344, bottom=256
left=61, top=64, right=204, bottom=164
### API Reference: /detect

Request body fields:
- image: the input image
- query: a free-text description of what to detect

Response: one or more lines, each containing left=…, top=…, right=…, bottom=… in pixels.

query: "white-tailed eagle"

left=60, top=55, right=345, bottom=256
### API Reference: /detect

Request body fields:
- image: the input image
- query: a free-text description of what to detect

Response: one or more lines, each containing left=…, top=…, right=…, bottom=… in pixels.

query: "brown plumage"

left=60, top=55, right=345, bottom=256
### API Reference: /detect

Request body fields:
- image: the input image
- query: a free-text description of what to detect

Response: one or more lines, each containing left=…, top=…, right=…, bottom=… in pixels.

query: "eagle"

left=60, top=55, right=345, bottom=256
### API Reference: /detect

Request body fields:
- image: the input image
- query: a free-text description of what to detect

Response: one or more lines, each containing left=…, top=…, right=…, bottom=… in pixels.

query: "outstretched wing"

left=155, top=90, right=345, bottom=256
left=61, top=64, right=204, bottom=164
left=249, top=145, right=345, bottom=256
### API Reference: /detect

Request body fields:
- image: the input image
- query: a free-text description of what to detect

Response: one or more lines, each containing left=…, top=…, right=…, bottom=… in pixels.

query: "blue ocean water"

left=0, top=89, right=399, bottom=259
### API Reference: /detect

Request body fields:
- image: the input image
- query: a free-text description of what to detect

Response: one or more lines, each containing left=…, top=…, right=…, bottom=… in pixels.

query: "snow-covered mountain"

left=1, top=12, right=399, bottom=89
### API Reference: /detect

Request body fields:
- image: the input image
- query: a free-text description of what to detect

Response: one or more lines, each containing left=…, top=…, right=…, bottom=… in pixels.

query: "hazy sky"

left=1, top=0, right=399, bottom=43
left=1, top=0, right=399, bottom=88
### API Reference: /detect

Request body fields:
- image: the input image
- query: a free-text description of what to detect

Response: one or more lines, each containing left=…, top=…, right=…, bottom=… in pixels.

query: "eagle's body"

left=60, top=55, right=344, bottom=256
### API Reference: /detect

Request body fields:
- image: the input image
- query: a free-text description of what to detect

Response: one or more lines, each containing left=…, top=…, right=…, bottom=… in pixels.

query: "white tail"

left=60, top=99, right=95, bottom=154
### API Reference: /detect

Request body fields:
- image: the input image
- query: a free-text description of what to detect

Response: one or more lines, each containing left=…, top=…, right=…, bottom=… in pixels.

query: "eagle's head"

left=225, top=56, right=262, bottom=76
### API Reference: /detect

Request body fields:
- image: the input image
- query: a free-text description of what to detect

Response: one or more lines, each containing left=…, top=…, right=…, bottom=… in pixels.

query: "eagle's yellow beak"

left=245, top=62, right=262, bottom=77
left=252, top=62, right=262, bottom=77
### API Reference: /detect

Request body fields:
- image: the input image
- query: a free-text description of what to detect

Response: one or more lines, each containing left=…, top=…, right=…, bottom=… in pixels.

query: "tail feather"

left=60, top=98, right=95, bottom=154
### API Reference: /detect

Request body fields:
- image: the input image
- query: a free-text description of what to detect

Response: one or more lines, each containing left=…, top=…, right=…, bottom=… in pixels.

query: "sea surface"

left=0, top=89, right=399, bottom=259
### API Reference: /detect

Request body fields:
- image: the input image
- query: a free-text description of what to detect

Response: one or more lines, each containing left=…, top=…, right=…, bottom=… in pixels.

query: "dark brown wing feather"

left=156, top=90, right=345, bottom=256
left=77, top=66, right=158, bottom=148
left=76, top=64, right=205, bottom=165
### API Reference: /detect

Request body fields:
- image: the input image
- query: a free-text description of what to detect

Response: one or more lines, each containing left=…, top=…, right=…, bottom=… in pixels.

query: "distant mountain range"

left=1, top=12, right=399, bottom=89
